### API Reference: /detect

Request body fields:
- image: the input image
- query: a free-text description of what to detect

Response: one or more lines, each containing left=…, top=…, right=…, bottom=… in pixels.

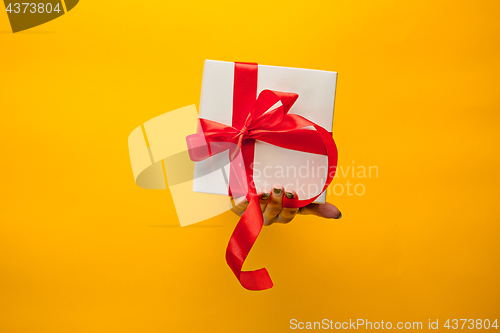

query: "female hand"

left=230, top=184, right=342, bottom=226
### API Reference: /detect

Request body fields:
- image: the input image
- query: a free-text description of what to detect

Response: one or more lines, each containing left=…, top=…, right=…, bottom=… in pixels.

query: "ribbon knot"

left=239, top=125, right=248, bottom=136
left=236, top=125, right=249, bottom=147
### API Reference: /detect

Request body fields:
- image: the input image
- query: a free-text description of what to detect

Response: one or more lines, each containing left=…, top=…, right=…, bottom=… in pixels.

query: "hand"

left=230, top=184, right=342, bottom=226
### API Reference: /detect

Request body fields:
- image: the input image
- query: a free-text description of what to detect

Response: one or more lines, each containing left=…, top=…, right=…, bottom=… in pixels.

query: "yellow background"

left=1, top=0, right=499, bottom=332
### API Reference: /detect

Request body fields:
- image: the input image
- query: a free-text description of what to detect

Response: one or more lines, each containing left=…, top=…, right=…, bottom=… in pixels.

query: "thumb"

left=299, top=202, right=342, bottom=219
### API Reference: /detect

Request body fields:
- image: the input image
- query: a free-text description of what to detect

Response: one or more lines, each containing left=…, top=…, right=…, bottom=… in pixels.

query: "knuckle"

left=281, top=209, right=298, bottom=218
left=263, top=217, right=273, bottom=226
left=266, top=206, right=281, bottom=216
left=276, top=215, right=293, bottom=224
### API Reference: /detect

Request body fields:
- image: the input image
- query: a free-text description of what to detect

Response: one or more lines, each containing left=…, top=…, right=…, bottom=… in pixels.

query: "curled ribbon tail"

left=225, top=194, right=273, bottom=291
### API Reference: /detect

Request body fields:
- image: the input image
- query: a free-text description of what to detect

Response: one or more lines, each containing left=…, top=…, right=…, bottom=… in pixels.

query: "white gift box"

left=193, top=60, right=337, bottom=203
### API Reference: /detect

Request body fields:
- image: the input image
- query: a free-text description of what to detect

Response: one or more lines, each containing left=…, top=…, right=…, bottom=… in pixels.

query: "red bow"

left=187, top=62, right=338, bottom=290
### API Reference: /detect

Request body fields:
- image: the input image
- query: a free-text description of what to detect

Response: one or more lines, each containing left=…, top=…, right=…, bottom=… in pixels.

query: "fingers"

left=230, top=196, right=248, bottom=217
left=275, top=190, right=299, bottom=224
left=230, top=191, right=271, bottom=217
left=259, top=190, right=271, bottom=213
left=230, top=187, right=342, bottom=224
left=263, top=185, right=284, bottom=226
left=299, top=202, right=342, bottom=219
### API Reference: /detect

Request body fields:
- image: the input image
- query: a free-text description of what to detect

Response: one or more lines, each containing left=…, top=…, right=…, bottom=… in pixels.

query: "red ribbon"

left=186, top=62, right=338, bottom=290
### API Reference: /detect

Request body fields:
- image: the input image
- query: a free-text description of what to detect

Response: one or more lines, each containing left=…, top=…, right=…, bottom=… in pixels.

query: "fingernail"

left=261, top=193, right=271, bottom=200
left=273, top=188, right=282, bottom=195
left=285, top=192, right=294, bottom=199
left=334, top=211, right=342, bottom=219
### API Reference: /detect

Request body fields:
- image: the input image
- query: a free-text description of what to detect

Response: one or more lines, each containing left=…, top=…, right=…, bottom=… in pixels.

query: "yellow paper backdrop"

left=1, top=1, right=499, bottom=332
